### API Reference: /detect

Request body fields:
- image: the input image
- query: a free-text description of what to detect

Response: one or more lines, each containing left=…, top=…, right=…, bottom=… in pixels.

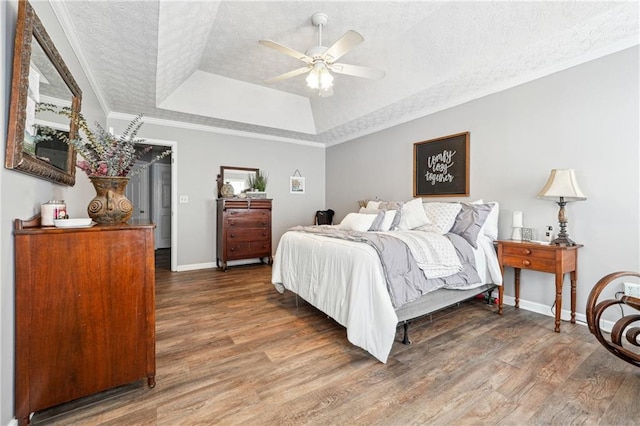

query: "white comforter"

left=271, top=231, right=502, bottom=363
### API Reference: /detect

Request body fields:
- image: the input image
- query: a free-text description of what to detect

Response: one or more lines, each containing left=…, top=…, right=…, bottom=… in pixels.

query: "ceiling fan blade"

left=259, top=39, right=313, bottom=64
left=330, top=63, right=385, bottom=80
left=264, top=67, right=311, bottom=84
left=322, top=30, right=364, bottom=63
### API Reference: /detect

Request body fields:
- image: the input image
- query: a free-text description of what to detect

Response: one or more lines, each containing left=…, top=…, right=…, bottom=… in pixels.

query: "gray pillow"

left=449, top=203, right=492, bottom=248
left=389, top=209, right=402, bottom=231
left=368, top=211, right=386, bottom=231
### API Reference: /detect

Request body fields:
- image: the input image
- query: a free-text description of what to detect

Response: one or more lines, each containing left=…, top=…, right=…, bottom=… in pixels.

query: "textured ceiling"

left=53, top=1, right=638, bottom=146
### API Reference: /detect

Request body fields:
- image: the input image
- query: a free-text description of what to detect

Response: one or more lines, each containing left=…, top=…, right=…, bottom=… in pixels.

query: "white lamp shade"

left=537, top=169, right=587, bottom=201
left=306, top=62, right=333, bottom=90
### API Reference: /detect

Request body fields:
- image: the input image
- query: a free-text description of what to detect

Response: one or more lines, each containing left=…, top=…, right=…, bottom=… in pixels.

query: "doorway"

left=125, top=138, right=178, bottom=271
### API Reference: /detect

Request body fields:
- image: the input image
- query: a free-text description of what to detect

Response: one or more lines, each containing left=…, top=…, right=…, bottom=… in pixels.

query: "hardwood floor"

left=32, top=251, right=640, bottom=425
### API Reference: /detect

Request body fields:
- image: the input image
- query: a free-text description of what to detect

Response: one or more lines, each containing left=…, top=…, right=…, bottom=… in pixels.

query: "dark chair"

left=315, top=209, right=335, bottom=225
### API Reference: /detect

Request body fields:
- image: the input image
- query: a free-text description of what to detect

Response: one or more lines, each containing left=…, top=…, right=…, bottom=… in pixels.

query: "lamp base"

left=550, top=235, right=577, bottom=246
left=511, top=227, right=523, bottom=241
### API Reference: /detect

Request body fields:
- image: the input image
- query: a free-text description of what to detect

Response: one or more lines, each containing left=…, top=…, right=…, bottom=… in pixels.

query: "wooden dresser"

left=13, top=217, right=156, bottom=425
left=216, top=198, right=272, bottom=271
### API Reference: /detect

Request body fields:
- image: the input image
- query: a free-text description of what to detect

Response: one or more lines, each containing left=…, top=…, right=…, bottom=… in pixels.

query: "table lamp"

left=537, top=169, right=586, bottom=246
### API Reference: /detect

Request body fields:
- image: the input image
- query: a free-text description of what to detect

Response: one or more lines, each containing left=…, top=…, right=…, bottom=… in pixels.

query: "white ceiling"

left=53, top=1, right=638, bottom=146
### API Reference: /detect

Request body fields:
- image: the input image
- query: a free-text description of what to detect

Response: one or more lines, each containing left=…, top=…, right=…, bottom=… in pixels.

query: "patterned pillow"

left=417, top=202, right=461, bottom=234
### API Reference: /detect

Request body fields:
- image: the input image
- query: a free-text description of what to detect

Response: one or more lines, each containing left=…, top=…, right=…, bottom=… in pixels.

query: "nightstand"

left=495, top=240, right=583, bottom=332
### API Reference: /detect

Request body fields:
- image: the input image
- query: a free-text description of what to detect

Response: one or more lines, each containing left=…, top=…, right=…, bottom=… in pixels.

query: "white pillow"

left=359, top=207, right=379, bottom=214
left=398, top=198, right=431, bottom=230
left=339, top=213, right=378, bottom=232
left=472, top=199, right=499, bottom=240
left=366, top=200, right=381, bottom=209
left=418, top=202, right=461, bottom=234
left=379, top=210, right=397, bottom=231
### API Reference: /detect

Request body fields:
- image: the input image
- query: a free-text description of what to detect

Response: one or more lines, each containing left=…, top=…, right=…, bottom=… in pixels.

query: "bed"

left=271, top=199, right=504, bottom=363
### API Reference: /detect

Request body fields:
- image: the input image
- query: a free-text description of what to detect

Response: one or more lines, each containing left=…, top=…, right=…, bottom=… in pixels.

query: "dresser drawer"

left=227, top=228, right=270, bottom=242
left=225, top=210, right=270, bottom=228
left=226, top=241, right=271, bottom=259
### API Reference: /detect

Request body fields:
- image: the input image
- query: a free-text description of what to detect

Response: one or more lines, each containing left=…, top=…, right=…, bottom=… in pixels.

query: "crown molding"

left=49, top=1, right=111, bottom=116
left=107, top=112, right=325, bottom=148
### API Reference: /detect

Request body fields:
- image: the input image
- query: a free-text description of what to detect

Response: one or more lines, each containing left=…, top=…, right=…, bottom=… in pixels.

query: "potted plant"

left=247, top=170, right=268, bottom=198
left=37, top=104, right=171, bottom=223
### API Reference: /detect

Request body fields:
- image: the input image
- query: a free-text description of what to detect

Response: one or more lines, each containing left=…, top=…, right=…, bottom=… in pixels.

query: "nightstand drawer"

left=502, top=255, right=556, bottom=272
left=502, top=245, right=556, bottom=260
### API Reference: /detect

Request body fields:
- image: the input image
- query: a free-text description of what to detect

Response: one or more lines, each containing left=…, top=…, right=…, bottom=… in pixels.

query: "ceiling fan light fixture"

left=306, top=62, right=333, bottom=90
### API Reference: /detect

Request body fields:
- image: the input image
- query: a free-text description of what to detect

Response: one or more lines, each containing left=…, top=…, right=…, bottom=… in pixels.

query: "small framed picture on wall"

left=413, top=132, right=470, bottom=197
left=290, top=176, right=305, bottom=194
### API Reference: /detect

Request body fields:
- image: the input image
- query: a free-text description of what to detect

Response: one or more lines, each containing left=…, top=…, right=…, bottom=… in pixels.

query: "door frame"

left=143, top=137, right=178, bottom=271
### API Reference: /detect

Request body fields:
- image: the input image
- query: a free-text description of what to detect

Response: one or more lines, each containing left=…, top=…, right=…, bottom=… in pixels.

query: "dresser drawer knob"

left=522, top=249, right=531, bottom=255
left=230, top=233, right=235, bottom=238
left=522, top=260, right=531, bottom=266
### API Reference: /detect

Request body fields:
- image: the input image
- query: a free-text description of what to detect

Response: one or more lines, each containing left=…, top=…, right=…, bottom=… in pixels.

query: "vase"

left=88, top=176, right=133, bottom=224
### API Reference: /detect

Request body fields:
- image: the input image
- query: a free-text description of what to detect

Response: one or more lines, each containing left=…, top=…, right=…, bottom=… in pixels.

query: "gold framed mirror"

left=5, top=0, right=82, bottom=186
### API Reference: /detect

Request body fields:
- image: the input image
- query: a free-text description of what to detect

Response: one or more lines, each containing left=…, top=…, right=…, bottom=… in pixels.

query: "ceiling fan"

left=259, top=12, right=385, bottom=97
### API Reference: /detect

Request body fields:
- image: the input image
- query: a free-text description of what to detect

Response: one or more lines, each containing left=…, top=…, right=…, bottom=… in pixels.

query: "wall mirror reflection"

left=219, top=166, right=258, bottom=197
left=5, top=0, right=82, bottom=186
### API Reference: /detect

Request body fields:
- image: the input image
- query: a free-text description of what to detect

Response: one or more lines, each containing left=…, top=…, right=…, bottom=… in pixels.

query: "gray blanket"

left=288, top=226, right=481, bottom=309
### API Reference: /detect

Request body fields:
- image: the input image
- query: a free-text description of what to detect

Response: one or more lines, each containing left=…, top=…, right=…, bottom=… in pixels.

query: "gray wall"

left=327, top=46, right=639, bottom=323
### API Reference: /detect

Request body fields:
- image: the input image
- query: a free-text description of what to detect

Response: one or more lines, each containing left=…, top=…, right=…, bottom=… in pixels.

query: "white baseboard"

left=501, top=295, right=616, bottom=332
left=176, top=261, right=217, bottom=272
left=175, top=259, right=268, bottom=272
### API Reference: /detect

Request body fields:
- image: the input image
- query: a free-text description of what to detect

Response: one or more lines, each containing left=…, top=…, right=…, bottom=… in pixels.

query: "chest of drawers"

left=216, top=198, right=272, bottom=271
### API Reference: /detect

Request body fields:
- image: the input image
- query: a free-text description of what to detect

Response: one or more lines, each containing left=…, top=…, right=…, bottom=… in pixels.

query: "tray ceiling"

left=53, top=1, right=638, bottom=146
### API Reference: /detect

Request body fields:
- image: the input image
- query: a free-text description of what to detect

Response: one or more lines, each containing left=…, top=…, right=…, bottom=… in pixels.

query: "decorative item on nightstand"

left=537, top=169, right=586, bottom=246
left=511, top=211, right=523, bottom=241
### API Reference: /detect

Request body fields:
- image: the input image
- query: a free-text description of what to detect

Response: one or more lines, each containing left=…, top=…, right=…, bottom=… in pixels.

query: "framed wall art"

left=290, top=173, right=305, bottom=194
left=413, top=132, right=469, bottom=197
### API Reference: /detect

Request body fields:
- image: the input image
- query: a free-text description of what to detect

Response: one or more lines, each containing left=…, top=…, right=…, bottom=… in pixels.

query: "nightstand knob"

left=522, top=249, right=532, bottom=255
left=522, top=260, right=531, bottom=266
